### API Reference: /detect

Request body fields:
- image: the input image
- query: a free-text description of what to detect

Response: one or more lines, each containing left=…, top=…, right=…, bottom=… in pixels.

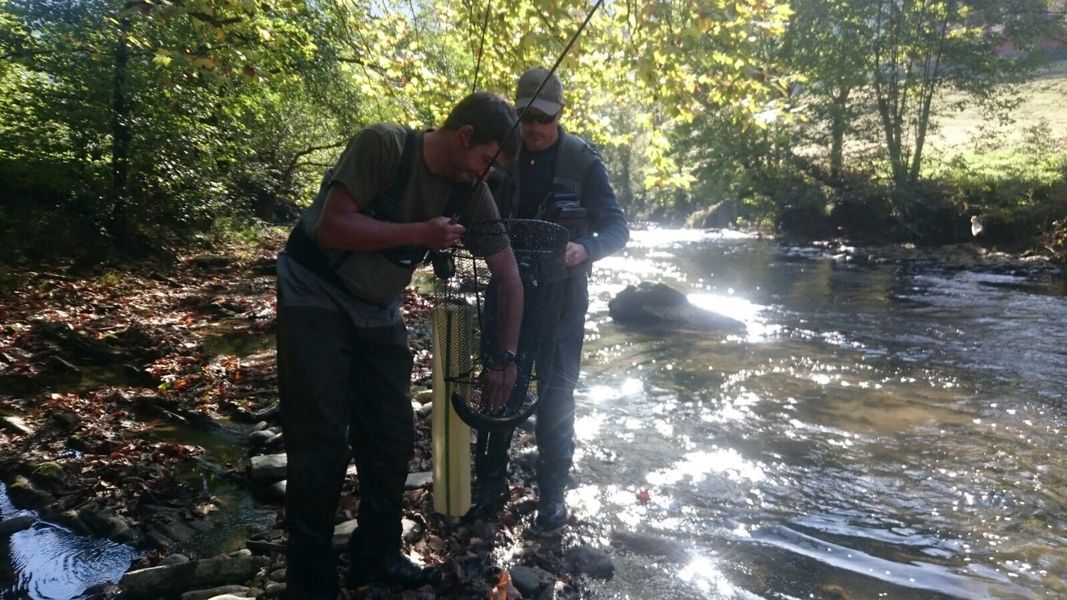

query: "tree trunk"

left=617, top=143, right=634, bottom=205
left=829, top=86, right=850, bottom=183
left=109, top=16, right=131, bottom=245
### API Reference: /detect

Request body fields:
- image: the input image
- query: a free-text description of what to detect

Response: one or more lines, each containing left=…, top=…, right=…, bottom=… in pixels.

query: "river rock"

left=146, top=514, right=199, bottom=549
left=52, top=509, right=89, bottom=534
left=402, top=517, right=419, bottom=542
left=0, top=415, right=34, bottom=436
left=687, top=200, right=739, bottom=229
left=179, top=584, right=251, bottom=600
left=250, top=453, right=287, bottom=483
left=510, top=565, right=555, bottom=598
left=120, top=555, right=266, bottom=599
left=79, top=507, right=132, bottom=539
left=0, top=515, right=35, bottom=537
left=405, top=471, right=432, bottom=489
left=332, top=519, right=358, bottom=549
left=252, top=401, right=280, bottom=421
left=564, top=546, right=614, bottom=580
left=609, top=530, right=689, bottom=562
left=6, top=475, right=52, bottom=510
left=608, top=282, right=746, bottom=333
left=263, top=479, right=285, bottom=502
left=248, top=429, right=275, bottom=446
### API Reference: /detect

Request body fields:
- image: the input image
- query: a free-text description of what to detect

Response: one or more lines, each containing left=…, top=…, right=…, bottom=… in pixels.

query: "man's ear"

left=457, top=124, right=474, bottom=148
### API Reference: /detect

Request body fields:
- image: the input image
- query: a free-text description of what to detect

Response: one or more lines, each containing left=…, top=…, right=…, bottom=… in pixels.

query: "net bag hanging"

left=436, top=218, right=569, bottom=431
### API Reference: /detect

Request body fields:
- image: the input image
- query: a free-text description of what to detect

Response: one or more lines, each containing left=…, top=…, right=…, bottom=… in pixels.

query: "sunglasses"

left=520, top=111, right=558, bottom=125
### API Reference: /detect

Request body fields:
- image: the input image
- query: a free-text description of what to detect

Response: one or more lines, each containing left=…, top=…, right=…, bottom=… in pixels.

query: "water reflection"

left=0, top=485, right=133, bottom=600
left=578, top=231, right=1067, bottom=599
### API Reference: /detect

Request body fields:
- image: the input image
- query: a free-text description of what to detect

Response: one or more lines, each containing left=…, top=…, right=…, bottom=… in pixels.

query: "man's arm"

left=571, top=160, right=629, bottom=266
left=315, top=183, right=465, bottom=252
left=482, top=245, right=524, bottom=409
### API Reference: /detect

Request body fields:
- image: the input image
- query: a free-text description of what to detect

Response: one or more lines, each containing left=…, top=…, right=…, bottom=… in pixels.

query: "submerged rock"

left=120, top=554, right=266, bottom=599
left=565, top=545, right=614, bottom=580
left=0, top=515, right=35, bottom=537
left=178, top=584, right=251, bottom=600
left=608, top=282, right=746, bottom=333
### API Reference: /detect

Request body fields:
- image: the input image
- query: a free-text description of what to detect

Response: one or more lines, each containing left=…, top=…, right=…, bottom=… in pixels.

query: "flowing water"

left=3, top=230, right=1065, bottom=599
left=570, top=230, right=1067, bottom=600
left=0, top=484, right=134, bottom=599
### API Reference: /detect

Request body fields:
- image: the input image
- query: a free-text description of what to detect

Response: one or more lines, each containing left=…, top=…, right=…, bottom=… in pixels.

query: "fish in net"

left=432, top=218, right=569, bottom=431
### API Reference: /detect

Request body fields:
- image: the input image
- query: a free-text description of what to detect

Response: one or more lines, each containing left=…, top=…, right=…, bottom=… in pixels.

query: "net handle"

left=450, top=391, right=539, bottom=430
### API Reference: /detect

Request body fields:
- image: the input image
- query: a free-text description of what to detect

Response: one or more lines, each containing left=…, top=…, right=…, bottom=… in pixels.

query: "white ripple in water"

left=752, top=525, right=1038, bottom=600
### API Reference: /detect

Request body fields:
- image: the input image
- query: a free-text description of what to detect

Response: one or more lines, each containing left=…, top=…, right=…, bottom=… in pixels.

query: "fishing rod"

left=444, top=1, right=605, bottom=432
left=474, top=0, right=605, bottom=185
left=434, top=0, right=603, bottom=273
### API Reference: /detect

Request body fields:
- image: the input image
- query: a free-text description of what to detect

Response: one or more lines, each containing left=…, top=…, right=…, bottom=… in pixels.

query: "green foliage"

left=2, top=0, right=1059, bottom=259
left=0, top=0, right=364, bottom=262
left=929, top=122, right=1067, bottom=245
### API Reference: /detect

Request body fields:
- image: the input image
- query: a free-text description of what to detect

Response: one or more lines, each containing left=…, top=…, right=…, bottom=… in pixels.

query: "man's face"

left=453, top=130, right=502, bottom=183
left=519, top=108, right=561, bottom=152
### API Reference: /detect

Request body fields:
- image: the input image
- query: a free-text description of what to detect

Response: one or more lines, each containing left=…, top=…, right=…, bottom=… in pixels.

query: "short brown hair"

left=442, top=92, right=520, bottom=160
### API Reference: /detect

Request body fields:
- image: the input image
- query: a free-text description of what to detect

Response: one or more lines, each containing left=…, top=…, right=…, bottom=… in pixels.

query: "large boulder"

left=608, top=282, right=746, bottom=333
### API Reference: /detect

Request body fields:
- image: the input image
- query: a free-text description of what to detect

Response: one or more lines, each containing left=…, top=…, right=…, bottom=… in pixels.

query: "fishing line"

left=471, top=0, right=493, bottom=93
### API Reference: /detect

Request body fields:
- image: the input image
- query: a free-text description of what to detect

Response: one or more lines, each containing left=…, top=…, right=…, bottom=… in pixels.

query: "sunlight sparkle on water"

left=584, top=378, right=643, bottom=405
left=647, top=448, right=766, bottom=486
left=596, top=256, right=683, bottom=283
left=574, top=413, right=606, bottom=442
left=687, top=292, right=780, bottom=339
left=679, top=555, right=740, bottom=597
left=628, top=228, right=755, bottom=249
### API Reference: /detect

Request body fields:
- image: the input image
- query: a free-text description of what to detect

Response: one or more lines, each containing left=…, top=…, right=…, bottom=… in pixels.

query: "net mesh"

left=433, top=218, right=569, bottom=430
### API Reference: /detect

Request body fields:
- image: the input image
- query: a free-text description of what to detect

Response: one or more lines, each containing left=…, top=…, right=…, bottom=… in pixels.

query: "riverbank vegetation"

left=2, top=0, right=1063, bottom=272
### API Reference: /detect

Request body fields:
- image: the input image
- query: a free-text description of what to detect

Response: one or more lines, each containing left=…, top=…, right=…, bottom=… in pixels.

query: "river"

left=570, top=229, right=1067, bottom=599
left=3, top=229, right=1065, bottom=599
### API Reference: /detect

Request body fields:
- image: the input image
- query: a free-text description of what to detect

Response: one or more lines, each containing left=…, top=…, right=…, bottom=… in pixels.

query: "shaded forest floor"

left=0, top=231, right=609, bottom=599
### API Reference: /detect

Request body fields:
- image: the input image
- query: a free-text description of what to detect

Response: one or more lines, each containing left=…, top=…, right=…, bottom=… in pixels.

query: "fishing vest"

left=493, top=129, right=599, bottom=220
left=492, top=130, right=599, bottom=278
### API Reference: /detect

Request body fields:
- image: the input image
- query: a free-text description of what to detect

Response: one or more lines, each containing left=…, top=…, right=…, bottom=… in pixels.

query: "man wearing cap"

left=469, top=68, right=629, bottom=531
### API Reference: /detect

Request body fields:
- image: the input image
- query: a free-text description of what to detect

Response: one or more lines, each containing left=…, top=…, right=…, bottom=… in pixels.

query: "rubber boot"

left=346, top=528, right=442, bottom=589
left=534, top=460, right=569, bottom=532
left=464, top=429, right=512, bottom=523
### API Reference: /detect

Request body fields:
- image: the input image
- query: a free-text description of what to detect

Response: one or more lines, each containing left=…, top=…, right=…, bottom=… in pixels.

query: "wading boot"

left=346, top=551, right=442, bottom=589
left=346, top=528, right=442, bottom=590
left=534, top=461, right=570, bottom=532
left=534, top=493, right=568, bottom=532
left=462, top=473, right=508, bottom=523
left=465, top=437, right=511, bottom=523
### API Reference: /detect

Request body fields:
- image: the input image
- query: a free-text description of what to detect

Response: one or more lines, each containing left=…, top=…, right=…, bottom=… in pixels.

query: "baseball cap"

left=515, top=67, right=564, bottom=115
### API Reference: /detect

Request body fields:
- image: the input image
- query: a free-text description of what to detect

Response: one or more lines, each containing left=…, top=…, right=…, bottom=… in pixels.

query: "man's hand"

left=482, top=363, right=518, bottom=412
left=563, top=241, right=589, bottom=268
left=422, top=216, right=466, bottom=251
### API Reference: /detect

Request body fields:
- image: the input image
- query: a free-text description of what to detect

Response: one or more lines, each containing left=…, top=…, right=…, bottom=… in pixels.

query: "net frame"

left=434, top=218, right=569, bottom=431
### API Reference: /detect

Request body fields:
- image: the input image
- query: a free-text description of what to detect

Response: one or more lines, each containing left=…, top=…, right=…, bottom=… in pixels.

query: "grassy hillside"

left=932, top=58, right=1067, bottom=151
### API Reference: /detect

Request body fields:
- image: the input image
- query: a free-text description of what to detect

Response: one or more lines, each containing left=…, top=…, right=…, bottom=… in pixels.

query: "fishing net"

left=431, top=218, right=569, bottom=431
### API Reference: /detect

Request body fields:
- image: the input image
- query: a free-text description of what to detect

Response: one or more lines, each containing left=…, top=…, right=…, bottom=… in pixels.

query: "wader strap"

left=284, top=129, right=419, bottom=296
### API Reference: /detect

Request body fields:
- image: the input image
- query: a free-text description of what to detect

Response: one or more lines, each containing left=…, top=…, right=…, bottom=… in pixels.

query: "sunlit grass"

left=932, top=59, right=1067, bottom=151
